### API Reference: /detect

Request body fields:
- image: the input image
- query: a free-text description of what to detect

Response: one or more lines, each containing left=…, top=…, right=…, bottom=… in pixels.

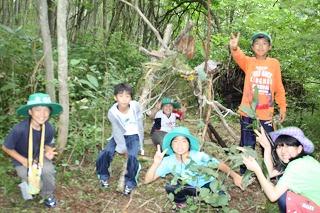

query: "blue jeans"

left=240, top=116, right=274, bottom=174
left=96, top=134, right=140, bottom=188
left=278, top=191, right=287, bottom=213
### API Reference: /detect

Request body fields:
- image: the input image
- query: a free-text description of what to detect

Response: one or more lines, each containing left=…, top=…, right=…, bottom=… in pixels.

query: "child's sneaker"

left=44, top=196, right=57, bottom=208
left=100, top=179, right=109, bottom=188
left=123, top=185, right=133, bottom=196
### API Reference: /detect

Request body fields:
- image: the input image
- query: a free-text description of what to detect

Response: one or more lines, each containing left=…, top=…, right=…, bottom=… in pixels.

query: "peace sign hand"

left=229, top=32, right=240, bottom=51
left=254, top=126, right=272, bottom=150
left=153, top=144, right=167, bottom=165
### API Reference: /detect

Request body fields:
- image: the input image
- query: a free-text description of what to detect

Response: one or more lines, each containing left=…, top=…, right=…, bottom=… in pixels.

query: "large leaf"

left=86, top=74, right=99, bottom=88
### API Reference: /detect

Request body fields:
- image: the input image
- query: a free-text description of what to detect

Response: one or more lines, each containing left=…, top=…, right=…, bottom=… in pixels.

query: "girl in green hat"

left=149, top=97, right=186, bottom=148
left=2, top=93, right=62, bottom=208
left=144, top=127, right=243, bottom=209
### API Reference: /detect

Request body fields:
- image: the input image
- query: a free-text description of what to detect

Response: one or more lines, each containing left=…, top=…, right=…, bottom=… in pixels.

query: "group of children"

left=2, top=32, right=320, bottom=212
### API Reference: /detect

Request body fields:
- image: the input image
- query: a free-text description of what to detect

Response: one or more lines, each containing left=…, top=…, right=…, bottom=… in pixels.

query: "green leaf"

left=239, top=105, right=256, bottom=118
left=86, top=74, right=99, bottom=88
left=252, top=86, right=259, bottom=110
left=70, top=59, right=81, bottom=66
left=78, top=79, right=97, bottom=91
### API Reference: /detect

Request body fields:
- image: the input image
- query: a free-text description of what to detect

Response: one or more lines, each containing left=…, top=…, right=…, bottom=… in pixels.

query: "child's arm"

left=229, top=32, right=248, bottom=72
left=218, top=161, right=243, bottom=190
left=243, top=155, right=288, bottom=201
left=254, top=127, right=281, bottom=178
left=144, top=145, right=167, bottom=184
left=148, top=102, right=161, bottom=119
left=273, top=62, right=287, bottom=123
left=229, top=32, right=240, bottom=51
left=2, top=145, right=28, bottom=167
left=44, top=145, right=58, bottom=160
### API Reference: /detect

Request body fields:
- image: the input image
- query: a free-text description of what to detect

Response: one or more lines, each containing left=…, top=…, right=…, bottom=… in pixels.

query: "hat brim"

left=270, top=127, right=314, bottom=154
left=17, top=103, right=63, bottom=117
left=162, top=131, right=200, bottom=155
left=161, top=102, right=181, bottom=109
left=251, top=33, right=272, bottom=45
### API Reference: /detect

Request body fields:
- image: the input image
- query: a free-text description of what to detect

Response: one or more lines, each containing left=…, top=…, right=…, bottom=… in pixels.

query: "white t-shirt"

left=116, top=107, right=139, bottom=135
left=154, top=110, right=177, bottom=132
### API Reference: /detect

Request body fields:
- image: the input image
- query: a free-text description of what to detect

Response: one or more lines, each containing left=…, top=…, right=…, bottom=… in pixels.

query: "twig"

left=138, top=197, right=155, bottom=208
left=122, top=191, right=134, bottom=212
left=102, top=196, right=115, bottom=213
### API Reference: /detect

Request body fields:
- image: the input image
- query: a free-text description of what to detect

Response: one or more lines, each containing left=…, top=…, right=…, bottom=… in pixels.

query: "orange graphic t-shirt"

left=232, top=48, right=286, bottom=120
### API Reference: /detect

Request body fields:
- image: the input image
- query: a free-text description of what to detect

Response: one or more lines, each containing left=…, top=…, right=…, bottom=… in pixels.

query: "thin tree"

left=57, top=0, right=69, bottom=152
left=38, top=0, right=56, bottom=101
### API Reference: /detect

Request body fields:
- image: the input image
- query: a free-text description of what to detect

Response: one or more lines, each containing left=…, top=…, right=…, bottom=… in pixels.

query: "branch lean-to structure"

left=119, top=0, right=240, bottom=142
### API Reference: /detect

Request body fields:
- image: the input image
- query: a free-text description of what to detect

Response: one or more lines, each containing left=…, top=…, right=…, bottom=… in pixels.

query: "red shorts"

left=287, top=191, right=320, bottom=213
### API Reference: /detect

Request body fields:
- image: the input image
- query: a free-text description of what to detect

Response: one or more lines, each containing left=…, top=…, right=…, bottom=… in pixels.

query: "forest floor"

left=0, top=119, right=277, bottom=213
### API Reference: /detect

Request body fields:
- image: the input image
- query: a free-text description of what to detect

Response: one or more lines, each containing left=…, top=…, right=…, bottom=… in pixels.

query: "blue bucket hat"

left=162, top=127, right=200, bottom=155
left=17, top=93, right=63, bottom=117
left=161, top=97, right=181, bottom=109
left=251, top=32, right=272, bottom=45
left=270, top=127, right=314, bottom=154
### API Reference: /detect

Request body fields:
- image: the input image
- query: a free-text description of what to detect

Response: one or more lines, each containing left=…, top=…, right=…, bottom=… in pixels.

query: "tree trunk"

left=57, top=0, right=69, bottom=152
left=47, top=0, right=56, bottom=38
left=102, top=0, right=108, bottom=37
left=38, top=0, right=56, bottom=101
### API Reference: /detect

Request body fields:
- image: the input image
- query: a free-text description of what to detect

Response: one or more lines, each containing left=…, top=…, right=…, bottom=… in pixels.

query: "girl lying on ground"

left=242, top=126, right=320, bottom=213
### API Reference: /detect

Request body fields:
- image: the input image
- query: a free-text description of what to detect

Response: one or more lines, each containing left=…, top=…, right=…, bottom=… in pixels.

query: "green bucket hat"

left=162, top=126, right=200, bottom=155
left=17, top=93, right=63, bottom=116
left=251, top=32, right=272, bottom=45
left=161, top=97, right=181, bottom=109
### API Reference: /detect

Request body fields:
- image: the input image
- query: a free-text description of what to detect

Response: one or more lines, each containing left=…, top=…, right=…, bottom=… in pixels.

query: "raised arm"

left=144, top=145, right=167, bottom=184
left=229, top=32, right=249, bottom=72
left=254, top=127, right=281, bottom=178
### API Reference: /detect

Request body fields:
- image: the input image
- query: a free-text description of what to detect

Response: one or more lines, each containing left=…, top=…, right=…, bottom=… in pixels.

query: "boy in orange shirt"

left=229, top=32, right=287, bottom=174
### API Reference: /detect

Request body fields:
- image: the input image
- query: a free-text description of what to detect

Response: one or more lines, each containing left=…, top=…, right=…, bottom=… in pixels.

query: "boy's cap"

left=162, top=126, right=200, bottom=155
left=17, top=93, right=63, bottom=117
left=161, top=97, right=181, bottom=109
left=251, top=32, right=272, bottom=45
left=270, top=127, right=314, bottom=154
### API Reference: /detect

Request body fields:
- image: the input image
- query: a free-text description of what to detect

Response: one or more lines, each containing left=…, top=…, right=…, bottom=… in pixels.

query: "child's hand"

left=230, top=32, right=240, bottom=51
left=22, top=158, right=28, bottom=168
left=232, top=174, right=244, bottom=190
left=242, top=155, right=260, bottom=173
left=254, top=126, right=271, bottom=150
left=155, top=101, right=161, bottom=110
left=279, top=111, right=286, bottom=123
left=180, top=106, right=187, bottom=113
left=153, top=144, right=167, bottom=165
left=45, top=147, right=58, bottom=160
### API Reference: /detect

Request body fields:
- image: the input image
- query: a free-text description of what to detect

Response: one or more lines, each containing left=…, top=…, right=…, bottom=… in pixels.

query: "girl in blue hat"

left=242, top=126, right=320, bottom=213
left=144, top=126, right=243, bottom=209
left=2, top=93, right=62, bottom=208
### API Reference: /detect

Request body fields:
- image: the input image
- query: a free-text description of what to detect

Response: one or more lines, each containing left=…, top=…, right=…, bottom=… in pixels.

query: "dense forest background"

left=0, top=0, right=319, bottom=212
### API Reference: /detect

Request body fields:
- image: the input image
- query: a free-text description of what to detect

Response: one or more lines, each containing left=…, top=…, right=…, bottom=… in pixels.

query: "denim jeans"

left=278, top=191, right=287, bottom=213
left=239, top=116, right=274, bottom=174
left=96, top=134, right=140, bottom=188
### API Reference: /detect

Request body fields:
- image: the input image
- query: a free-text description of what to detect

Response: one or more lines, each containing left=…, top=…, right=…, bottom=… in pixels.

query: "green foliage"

left=167, top=159, right=240, bottom=212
